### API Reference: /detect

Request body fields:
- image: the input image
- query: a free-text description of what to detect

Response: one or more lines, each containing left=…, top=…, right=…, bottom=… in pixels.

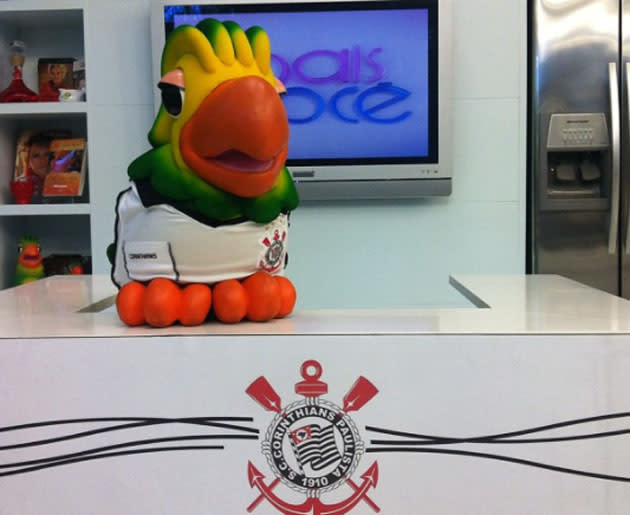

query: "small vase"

left=10, top=180, right=34, bottom=204
left=0, top=41, right=38, bottom=103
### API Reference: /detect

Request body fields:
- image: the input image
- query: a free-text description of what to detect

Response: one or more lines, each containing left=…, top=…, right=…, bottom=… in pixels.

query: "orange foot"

left=274, top=276, right=297, bottom=319
left=212, top=271, right=297, bottom=323
left=179, top=283, right=212, bottom=326
left=116, top=281, right=146, bottom=326
left=116, top=273, right=295, bottom=327
left=116, top=279, right=212, bottom=328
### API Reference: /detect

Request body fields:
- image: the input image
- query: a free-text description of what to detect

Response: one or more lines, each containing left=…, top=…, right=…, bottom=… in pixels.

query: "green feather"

left=19, top=236, right=40, bottom=246
left=241, top=168, right=299, bottom=223
left=14, top=263, right=44, bottom=286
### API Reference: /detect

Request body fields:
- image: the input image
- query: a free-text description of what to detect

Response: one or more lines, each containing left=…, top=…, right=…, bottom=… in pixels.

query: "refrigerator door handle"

left=625, top=62, right=630, bottom=254
left=608, top=62, right=621, bottom=254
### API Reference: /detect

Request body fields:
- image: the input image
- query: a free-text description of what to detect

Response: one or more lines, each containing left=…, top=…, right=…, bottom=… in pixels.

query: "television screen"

left=163, top=1, right=437, bottom=166
left=153, top=0, right=451, bottom=199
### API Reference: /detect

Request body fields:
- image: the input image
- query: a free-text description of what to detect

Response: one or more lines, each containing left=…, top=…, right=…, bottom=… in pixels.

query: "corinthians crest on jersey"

left=246, top=360, right=380, bottom=515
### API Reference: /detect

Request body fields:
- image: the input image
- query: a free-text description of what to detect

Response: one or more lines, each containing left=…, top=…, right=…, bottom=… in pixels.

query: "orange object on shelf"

left=42, top=172, right=82, bottom=196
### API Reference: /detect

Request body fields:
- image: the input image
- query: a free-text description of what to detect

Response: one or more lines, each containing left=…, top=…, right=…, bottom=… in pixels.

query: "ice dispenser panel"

left=541, top=113, right=610, bottom=210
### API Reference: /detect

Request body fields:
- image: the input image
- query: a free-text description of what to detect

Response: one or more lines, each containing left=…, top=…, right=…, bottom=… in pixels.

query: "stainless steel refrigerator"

left=529, top=0, right=630, bottom=296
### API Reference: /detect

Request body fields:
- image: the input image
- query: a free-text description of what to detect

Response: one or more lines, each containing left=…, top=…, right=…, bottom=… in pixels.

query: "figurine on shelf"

left=0, top=40, right=38, bottom=103
left=14, top=237, right=44, bottom=286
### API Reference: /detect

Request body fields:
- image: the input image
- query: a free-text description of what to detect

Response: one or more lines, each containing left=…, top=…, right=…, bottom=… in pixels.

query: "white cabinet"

left=0, top=1, right=90, bottom=288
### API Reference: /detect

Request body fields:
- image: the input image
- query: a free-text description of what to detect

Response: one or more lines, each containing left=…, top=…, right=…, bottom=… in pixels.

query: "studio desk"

left=0, top=274, right=628, bottom=514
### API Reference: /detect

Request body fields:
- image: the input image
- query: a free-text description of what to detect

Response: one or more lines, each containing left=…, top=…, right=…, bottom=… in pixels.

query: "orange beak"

left=179, top=75, right=289, bottom=198
left=19, top=243, right=43, bottom=268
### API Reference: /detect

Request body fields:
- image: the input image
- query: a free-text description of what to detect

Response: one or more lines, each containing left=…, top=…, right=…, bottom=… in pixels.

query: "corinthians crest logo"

left=246, top=360, right=380, bottom=514
left=259, top=229, right=286, bottom=273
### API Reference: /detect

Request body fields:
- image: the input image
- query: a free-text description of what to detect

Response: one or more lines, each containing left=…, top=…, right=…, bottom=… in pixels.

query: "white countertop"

left=1, top=274, right=630, bottom=338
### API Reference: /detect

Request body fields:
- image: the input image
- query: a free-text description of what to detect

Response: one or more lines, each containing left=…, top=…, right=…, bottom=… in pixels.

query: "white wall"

left=85, top=0, right=527, bottom=309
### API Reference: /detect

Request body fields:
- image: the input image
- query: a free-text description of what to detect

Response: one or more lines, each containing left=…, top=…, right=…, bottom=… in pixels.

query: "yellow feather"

left=162, top=26, right=220, bottom=74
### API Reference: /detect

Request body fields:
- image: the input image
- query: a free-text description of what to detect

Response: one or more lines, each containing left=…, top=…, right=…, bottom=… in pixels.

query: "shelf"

left=0, top=6, right=83, bottom=28
left=0, top=102, right=87, bottom=119
left=0, top=203, right=90, bottom=216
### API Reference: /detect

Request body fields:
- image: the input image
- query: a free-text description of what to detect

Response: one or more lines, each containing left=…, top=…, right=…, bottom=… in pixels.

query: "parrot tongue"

left=211, top=149, right=274, bottom=173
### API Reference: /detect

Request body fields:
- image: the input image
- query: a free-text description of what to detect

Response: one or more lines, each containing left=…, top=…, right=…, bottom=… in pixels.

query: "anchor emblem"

left=246, top=360, right=380, bottom=514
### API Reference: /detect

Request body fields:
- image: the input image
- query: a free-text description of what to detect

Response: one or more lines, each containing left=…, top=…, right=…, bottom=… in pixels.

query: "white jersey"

left=112, top=184, right=288, bottom=287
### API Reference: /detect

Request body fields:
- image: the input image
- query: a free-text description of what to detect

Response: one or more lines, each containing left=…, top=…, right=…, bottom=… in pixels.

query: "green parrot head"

left=129, top=19, right=297, bottom=223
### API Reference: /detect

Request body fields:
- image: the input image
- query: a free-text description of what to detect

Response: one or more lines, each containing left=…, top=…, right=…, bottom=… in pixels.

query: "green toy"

left=14, top=236, right=44, bottom=286
left=111, top=20, right=299, bottom=328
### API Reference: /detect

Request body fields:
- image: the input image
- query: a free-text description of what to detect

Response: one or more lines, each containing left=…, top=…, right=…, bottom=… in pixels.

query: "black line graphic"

left=366, top=447, right=629, bottom=483
left=370, top=428, right=629, bottom=445
left=0, top=416, right=258, bottom=434
left=2, top=434, right=257, bottom=469
left=0, top=415, right=259, bottom=477
left=0, top=416, right=258, bottom=450
left=1, top=446, right=223, bottom=477
left=366, top=412, right=630, bottom=444
left=366, top=412, right=630, bottom=483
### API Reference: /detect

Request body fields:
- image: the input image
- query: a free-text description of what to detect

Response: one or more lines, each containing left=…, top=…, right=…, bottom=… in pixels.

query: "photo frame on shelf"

left=42, top=138, right=87, bottom=198
left=37, top=57, right=75, bottom=101
left=12, top=129, right=72, bottom=200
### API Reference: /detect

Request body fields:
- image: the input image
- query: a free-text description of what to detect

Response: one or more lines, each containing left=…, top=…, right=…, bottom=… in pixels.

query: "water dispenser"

left=541, top=113, right=610, bottom=211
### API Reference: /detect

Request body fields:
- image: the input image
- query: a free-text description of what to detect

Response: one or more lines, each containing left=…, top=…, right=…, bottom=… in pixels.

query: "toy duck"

left=111, top=19, right=298, bottom=327
left=14, top=236, right=44, bottom=286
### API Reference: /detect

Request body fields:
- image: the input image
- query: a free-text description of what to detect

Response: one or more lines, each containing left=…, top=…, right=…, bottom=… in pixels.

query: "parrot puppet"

left=14, top=236, right=44, bottom=286
left=111, top=19, right=299, bottom=327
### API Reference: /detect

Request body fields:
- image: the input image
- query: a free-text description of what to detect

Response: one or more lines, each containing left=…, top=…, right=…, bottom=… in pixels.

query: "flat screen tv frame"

left=150, top=0, right=452, bottom=200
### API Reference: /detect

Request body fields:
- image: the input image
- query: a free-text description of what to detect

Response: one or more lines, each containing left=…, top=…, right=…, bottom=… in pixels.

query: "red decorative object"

left=0, top=41, right=38, bottom=103
left=10, top=180, right=34, bottom=204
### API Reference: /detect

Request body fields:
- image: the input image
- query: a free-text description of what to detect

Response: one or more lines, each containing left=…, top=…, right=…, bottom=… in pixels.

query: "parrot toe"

left=143, top=278, right=182, bottom=328
left=116, top=281, right=146, bottom=326
left=180, top=283, right=212, bottom=326
left=274, top=276, right=297, bottom=318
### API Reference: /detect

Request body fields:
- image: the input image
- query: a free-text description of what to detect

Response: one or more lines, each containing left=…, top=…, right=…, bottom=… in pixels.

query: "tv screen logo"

left=273, top=47, right=412, bottom=125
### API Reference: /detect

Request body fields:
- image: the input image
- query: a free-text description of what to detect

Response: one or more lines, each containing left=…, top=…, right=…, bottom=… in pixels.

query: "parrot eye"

left=158, top=82, right=185, bottom=118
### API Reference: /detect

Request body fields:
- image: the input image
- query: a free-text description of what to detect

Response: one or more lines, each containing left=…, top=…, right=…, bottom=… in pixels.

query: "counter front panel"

left=1, top=333, right=628, bottom=514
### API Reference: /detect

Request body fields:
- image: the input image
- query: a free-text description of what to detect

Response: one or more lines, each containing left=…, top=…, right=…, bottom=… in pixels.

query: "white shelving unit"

left=0, top=1, right=90, bottom=289
left=0, top=102, right=87, bottom=117
left=0, top=203, right=90, bottom=216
